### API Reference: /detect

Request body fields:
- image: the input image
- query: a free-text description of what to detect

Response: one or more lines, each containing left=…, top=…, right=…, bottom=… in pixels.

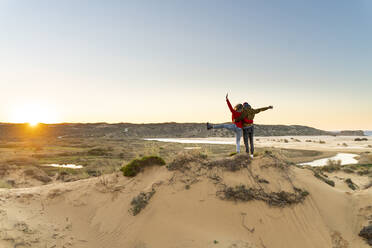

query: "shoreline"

left=145, top=135, right=372, bottom=153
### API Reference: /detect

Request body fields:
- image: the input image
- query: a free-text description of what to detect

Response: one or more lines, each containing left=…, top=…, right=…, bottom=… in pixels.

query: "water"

left=298, top=153, right=358, bottom=167
left=44, top=164, right=83, bottom=169
left=184, top=147, right=201, bottom=150
left=144, top=138, right=234, bottom=145
left=364, top=130, right=372, bottom=136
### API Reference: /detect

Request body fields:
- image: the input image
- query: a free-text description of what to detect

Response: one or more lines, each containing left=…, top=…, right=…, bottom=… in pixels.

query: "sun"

left=9, top=104, right=59, bottom=125
left=28, top=121, right=39, bottom=127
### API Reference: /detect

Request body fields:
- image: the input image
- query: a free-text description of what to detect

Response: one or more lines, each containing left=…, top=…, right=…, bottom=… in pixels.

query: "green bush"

left=121, top=156, right=166, bottom=177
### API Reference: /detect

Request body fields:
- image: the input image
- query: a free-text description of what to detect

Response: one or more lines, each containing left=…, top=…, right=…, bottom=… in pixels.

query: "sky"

left=0, top=0, right=371, bottom=130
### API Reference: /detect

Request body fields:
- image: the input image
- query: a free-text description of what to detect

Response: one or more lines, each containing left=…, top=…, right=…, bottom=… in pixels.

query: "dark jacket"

left=234, top=106, right=271, bottom=127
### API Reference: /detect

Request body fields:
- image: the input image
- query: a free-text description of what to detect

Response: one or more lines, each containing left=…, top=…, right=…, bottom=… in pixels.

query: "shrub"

left=320, top=159, right=342, bottom=173
left=207, top=154, right=251, bottom=172
left=218, top=185, right=309, bottom=207
left=345, top=178, right=358, bottom=190
left=129, top=189, right=155, bottom=216
left=313, top=171, right=335, bottom=187
left=357, top=169, right=370, bottom=176
left=167, top=152, right=207, bottom=171
left=342, top=168, right=354, bottom=174
left=319, top=140, right=326, bottom=144
left=359, top=225, right=372, bottom=245
left=355, top=138, right=368, bottom=141
left=121, top=156, right=165, bottom=177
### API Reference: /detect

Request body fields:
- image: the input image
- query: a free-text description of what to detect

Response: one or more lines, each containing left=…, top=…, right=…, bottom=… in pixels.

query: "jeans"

left=212, top=124, right=242, bottom=153
left=243, top=126, right=254, bottom=154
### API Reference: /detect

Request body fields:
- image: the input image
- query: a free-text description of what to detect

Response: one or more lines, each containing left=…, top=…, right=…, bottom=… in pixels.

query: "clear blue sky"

left=1, top=0, right=371, bottom=130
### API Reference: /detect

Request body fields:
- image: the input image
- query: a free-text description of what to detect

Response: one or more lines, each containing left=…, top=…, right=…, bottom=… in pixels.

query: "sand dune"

left=0, top=153, right=371, bottom=248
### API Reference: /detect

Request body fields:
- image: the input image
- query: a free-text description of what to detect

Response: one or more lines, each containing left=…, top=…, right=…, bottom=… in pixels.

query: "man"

left=235, top=102, right=273, bottom=158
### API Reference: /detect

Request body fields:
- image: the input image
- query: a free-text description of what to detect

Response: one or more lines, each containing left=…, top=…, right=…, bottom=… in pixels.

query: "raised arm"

left=226, top=94, right=234, bottom=113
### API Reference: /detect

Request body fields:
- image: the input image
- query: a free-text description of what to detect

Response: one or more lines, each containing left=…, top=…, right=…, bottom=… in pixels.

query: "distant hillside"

left=335, top=130, right=365, bottom=136
left=0, top=123, right=342, bottom=140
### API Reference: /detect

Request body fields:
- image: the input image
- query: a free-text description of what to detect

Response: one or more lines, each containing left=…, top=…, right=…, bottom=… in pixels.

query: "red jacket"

left=226, top=99, right=253, bottom=128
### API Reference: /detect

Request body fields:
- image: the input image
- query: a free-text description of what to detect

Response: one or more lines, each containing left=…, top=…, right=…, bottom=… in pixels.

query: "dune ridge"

left=0, top=152, right=371, bottom=248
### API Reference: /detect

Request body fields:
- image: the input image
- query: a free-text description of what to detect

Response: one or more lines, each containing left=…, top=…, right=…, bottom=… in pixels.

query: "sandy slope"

left=0, top=153, right=371, bottom=248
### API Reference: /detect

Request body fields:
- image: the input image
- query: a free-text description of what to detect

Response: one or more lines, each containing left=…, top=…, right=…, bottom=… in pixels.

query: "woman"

left=207, top=94, right=252, bottom=153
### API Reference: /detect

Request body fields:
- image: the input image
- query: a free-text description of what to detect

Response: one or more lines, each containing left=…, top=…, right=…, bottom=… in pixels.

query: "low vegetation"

left=167, top=151, right=207, bottom=171
left=24, top=167, right=52, bottom=183
left=313, top=171, right=335, bottom=187
left=206, top=154, right=252, bottom=171
left=355, top=138, right=368, bottom=141
left=319, top=159, right=342, bottom=173
left=345, top=178, right=358, bottom=190
left=312, top=154, right=372, bottom=178
left=87, top=147, right=112, bottom=156
left=218, top=185, right=309, bottom=207
left=359, top=224, right=372, bottom=246
left=121, top=156, right=166, bottom=177
left=129, top=189, right=156, bottom=216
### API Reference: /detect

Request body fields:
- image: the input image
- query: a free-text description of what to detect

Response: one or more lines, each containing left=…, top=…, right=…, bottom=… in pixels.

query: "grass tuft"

left=121, top=156, right=165, bottom=177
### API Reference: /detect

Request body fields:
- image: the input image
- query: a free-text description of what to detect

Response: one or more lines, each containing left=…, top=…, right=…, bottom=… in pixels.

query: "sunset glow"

left=9, top=104, right=58, bottom=125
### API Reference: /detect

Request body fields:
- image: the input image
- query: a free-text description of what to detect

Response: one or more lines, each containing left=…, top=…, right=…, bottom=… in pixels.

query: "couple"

left=207, top=93, right=273, bottom=158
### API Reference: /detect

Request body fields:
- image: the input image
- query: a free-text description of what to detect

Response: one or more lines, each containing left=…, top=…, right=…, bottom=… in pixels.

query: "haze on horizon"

left=1, top=0, right=371, bottom=130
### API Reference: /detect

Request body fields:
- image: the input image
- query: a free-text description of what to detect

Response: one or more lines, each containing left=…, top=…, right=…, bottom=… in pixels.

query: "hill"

left=0, top=123, right=354, bottom=140
left=0, top=152, right=371, bottom=248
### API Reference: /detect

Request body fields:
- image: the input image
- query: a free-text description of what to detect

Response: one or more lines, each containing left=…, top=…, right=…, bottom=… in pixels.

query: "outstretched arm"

left=254, top=106, right=273, bottom=114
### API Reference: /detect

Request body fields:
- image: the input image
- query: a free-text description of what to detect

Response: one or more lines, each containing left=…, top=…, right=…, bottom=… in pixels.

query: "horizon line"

left=0, top=122, right=369, bottom=132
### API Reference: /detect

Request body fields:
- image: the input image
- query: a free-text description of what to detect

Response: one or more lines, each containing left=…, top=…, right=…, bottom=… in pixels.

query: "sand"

left=0, top=153, right=371, bottom=248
